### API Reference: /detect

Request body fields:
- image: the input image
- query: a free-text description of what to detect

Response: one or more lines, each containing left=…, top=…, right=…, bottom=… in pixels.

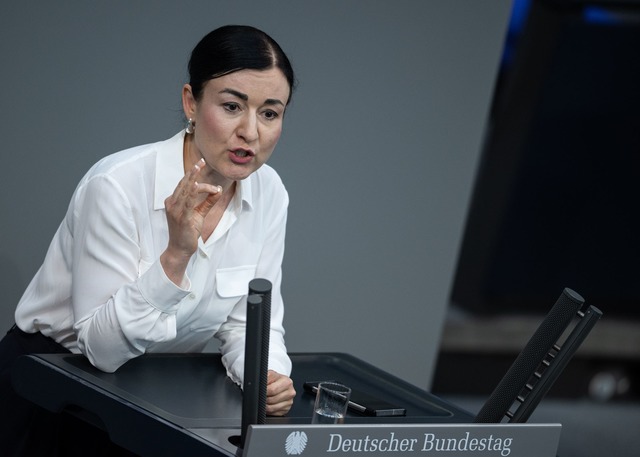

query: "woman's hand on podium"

left=266, top=370, right=296, bottom=416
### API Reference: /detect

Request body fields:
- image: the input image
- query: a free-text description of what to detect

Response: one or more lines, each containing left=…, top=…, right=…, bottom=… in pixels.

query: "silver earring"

left=186, top=118, right=195, bottom=134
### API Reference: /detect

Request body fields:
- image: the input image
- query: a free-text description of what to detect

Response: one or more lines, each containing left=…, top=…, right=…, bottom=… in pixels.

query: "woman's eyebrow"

left=220, top=88, right=285, bottom=107
left=264, top=98, right=285, bottom=107
left=220, top=88, right=248, bottom=101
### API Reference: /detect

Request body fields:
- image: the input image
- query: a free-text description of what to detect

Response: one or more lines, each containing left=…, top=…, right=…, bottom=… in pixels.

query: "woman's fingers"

left=164, top=159, right=222, bottom=256
left=194, top=182, right=223, bottom=217
left=171, top=158, right=204, bottom=204
left=265, top=370, right=296, bottom=416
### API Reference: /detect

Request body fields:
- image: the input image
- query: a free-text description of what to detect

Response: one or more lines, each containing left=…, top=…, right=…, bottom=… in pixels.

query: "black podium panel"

left=12, top=352, right=473, bottom=456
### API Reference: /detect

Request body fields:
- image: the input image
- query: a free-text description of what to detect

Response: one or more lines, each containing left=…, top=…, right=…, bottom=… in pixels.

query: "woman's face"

left=182, top=67, right=290, bottom=186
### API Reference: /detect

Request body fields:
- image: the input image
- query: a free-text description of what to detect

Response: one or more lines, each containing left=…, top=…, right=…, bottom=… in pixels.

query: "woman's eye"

left=263, top=110, right=279, bottom=120
left=223, top=102, right=240, bottom=112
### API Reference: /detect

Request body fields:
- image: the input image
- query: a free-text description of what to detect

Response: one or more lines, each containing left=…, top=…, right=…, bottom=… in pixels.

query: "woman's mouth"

left=229, top=148, right=255, bottom=164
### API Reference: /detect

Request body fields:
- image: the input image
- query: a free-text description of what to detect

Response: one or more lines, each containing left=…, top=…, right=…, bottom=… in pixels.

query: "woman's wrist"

left=159, top=248, right=191, bottom=286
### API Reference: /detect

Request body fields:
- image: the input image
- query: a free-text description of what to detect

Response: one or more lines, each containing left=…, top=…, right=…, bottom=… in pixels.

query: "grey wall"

left=0, top=1, right=511, bottom=389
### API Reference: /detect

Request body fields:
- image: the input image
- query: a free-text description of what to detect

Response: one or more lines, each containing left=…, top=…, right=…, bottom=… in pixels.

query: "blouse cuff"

left=137, top=259, right=191, bottom=314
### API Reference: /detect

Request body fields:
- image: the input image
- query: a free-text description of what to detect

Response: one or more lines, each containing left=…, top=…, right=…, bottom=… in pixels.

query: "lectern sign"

left=243, top=424, right=561, bottom=457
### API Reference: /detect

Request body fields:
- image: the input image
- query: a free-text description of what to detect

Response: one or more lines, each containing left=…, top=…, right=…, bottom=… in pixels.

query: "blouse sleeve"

left=70, top=173, right=188, bottom=372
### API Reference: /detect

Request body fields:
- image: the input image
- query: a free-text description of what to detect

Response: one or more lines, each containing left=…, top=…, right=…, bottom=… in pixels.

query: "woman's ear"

left=182, top=84, right=197, bottom=119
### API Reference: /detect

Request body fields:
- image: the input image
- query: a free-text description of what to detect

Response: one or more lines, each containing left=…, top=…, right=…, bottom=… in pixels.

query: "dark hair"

left=188, top=25, right=295, bottom=104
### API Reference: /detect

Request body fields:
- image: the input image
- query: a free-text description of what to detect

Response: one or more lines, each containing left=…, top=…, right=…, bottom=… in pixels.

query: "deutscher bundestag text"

left=326, top=432, right=513, bottom=455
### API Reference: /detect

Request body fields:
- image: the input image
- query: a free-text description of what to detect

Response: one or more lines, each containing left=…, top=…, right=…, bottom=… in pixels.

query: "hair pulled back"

left=188, top=25, right=295, bottom=103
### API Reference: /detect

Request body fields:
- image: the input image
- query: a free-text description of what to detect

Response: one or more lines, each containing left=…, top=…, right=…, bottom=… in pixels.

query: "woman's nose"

left=237, top=114, right=258, bottom=143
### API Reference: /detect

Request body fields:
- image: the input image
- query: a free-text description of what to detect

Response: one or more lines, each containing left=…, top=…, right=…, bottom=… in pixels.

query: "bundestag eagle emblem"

left=285, top=431, right=308, bottom=455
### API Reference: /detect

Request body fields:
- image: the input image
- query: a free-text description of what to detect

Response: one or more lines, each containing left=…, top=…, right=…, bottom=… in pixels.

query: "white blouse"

left=15, top=131, right=291, bottom=386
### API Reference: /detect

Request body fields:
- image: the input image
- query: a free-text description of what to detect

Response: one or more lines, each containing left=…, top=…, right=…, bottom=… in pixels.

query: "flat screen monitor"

left=451, top=0, right=640, bottom=317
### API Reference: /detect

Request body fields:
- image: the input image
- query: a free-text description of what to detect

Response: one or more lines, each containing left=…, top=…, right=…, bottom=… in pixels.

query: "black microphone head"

left=249, top=278, right=272, bottom=296
left=563, top=287, right=584, bottom=305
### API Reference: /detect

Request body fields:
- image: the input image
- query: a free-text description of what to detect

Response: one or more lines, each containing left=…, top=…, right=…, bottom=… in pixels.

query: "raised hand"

left=161, top=158, right=222, bottom=285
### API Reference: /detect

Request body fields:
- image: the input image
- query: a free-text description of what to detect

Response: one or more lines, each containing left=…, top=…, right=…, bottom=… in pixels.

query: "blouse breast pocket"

left=216, top=265, right=258, bottom=301
left=189, top=265, right=258, bottom=334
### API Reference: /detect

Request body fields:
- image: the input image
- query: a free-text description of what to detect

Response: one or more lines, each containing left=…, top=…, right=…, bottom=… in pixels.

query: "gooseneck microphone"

left=238, top=278, right=272, bottom=450
left=474, top=288, right=585, bottom=423
left=248, top=279, right=272, bottom=423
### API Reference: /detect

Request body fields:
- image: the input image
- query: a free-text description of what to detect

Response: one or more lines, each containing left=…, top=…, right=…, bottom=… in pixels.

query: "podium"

left=11, top=352, right=560, bottom=456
